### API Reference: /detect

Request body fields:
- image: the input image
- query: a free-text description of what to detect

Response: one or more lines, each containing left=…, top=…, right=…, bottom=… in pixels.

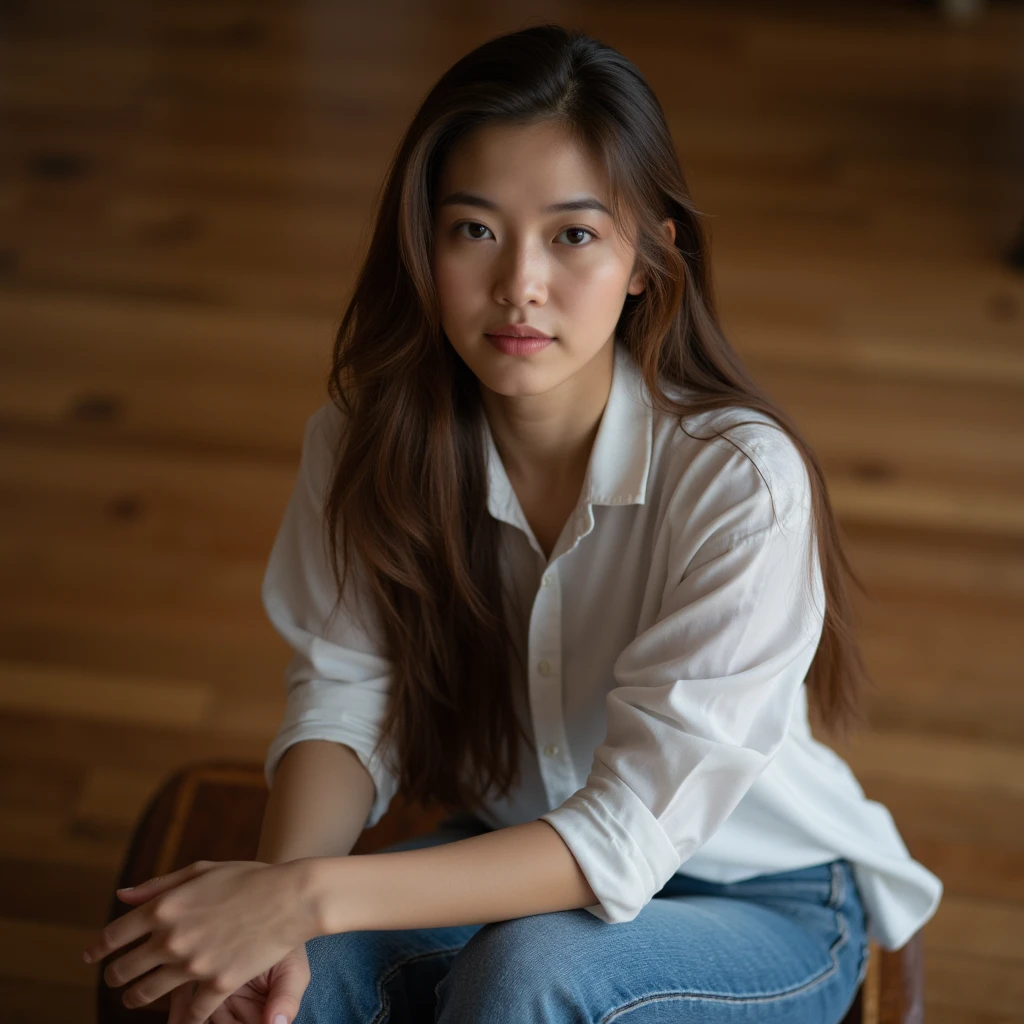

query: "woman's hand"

left=166, top=942, right=311, bottom=1024
left=82, top=859, right=322, bottom=1024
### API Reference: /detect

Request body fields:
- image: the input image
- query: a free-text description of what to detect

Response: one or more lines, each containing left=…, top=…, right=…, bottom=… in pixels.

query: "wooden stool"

left=95, top=761, right=924, bottom=1024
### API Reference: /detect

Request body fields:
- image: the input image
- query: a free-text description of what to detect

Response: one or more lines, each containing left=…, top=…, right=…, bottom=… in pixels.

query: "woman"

left=85, top=24, right=942, bottom=1024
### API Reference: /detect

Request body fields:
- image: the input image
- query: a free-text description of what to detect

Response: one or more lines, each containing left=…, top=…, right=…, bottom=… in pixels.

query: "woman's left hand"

left=82, top=859, right=322, bottom=1023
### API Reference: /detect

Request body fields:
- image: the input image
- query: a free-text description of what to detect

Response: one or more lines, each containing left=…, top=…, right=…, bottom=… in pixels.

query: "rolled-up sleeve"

left=261, top=404, right=398, bottom=830
left=540, top=431, right=826, bottom=923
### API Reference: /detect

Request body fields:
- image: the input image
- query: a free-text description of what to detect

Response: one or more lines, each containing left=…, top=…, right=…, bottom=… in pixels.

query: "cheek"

left=565, top=259, right=632, bottom=310
left=433, top=252, right=475, bottom=313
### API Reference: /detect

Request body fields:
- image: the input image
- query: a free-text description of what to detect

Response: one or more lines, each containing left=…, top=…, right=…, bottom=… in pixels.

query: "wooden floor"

left=2, top=1, right=1022, bottom=1021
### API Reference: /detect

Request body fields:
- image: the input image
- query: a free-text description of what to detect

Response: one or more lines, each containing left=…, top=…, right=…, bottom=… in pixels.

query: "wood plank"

left=0, top=917, right=98, bottom=987
left=925, top=949, right=1024, bottom=1016
left=832, top=732, right=1024, bottom=798
left=926, top=896, right=1024, bottom=963
left=853, top=777, right=1024, bottom=852
left=0, top=712, right=269, bottom=779
left=1, top=1, right=1021, bottom=1020
left=0, top=976, right=94, bottom=1024
left=888, top=837, right=1024, bottom=906
left=74, top=768, right=179, bottom=831
left=0, top=664, right=213, bottom=729
left=928, top=1010, right=1024, bottom=1024
left=0, top=858, right=115, bottom=929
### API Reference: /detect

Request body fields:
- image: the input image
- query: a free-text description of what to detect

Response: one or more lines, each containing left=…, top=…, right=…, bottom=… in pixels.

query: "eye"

left=452, top=222, right=596, bottom=247
left=556, top=226, right=595, bottom=247
left=455, top=222, right=494, bottom=241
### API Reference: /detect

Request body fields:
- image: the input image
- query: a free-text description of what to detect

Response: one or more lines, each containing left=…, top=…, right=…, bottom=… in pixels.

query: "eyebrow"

left=437, top=190, right=611, bottom=216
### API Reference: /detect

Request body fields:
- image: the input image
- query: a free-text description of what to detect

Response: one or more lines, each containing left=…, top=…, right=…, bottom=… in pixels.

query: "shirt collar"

left=482, top=342, right=653, bottom=529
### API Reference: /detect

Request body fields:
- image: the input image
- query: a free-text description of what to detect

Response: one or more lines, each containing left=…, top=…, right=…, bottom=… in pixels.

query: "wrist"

left=285, top=857, right=337, bottom=942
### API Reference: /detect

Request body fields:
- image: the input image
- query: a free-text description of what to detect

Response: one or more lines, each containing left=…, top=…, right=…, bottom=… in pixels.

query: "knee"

left=436, top=912, right=596, bottom=1021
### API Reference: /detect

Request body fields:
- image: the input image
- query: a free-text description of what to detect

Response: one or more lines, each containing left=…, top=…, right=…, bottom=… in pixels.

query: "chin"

left=475, top=367, right=554, bottom=398
left=451, top=341, right=555, bottom=390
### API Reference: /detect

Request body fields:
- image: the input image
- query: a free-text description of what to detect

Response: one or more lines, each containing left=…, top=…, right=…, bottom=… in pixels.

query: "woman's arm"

left=257, top=739, right=376, bottom=863
left=305, top=818, right=598, bottom=936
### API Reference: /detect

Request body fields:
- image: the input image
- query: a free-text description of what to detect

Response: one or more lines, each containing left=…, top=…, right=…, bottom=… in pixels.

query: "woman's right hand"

left=168, top=941, right=311, bottom=1024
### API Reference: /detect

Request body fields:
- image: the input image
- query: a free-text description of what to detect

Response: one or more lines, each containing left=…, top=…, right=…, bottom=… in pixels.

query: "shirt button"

left=541, top=574, right=553, bottom=588
left=537, top=658, right=552, bottom=676
left=544, top=744, right=560, bottom=757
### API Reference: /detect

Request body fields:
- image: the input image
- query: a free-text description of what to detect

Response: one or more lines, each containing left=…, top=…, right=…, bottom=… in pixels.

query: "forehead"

left=435, top=121, right=610, bottom=208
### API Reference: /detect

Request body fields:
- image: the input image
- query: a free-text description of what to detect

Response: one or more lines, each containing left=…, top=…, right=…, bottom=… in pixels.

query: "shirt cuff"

left=540, top=759, right=681, bottom=923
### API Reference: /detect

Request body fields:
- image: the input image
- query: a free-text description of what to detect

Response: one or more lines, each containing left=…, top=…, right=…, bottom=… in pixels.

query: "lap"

left=296, top=816, right=869, bottom=1024
left=295, top=816, right=491, bottom=1024
left=440, top=859, right=868, bottom=1022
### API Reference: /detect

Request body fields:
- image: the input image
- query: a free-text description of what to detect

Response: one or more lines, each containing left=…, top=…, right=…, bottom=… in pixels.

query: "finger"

left=115, top=859, right=217, bottom=903
left=168, top=981, right=196, bottom=1024
left=84, top=905, right=160, bottom=970
left=265, top=956, right=310, bottom=1024
left=103, top=933, right=170, bottom=992
left=120, top=964, right=195, bottom=1014
left=84, top=861, right=215, bottom=963
left=183, top=978, right=235, bottom=1024
left=234, top=1001, right=263, bottom=1024
left=210, top=1002, right=243, bottom=1024
left=215, top=999, right=258, bottom=1024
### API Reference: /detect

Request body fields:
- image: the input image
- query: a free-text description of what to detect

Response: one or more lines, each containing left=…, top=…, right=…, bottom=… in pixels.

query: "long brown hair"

left=323, top=23, right=872, bottom=819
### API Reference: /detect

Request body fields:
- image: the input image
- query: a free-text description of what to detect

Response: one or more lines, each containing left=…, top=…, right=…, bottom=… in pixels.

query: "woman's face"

left=431, top=121, right=648, bottom=399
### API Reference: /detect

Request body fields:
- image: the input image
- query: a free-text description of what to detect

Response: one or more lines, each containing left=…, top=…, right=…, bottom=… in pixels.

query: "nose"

left=492, top=238, right=548, bottom=307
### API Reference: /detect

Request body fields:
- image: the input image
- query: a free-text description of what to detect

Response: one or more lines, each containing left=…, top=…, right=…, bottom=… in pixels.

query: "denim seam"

left=368, top=945, right=464, bottom=1024
left=828, top=861, right=845, bottom=910
left=856, top=942, right=870, bottom=986
left=600, top=863, right=852, bottom=1022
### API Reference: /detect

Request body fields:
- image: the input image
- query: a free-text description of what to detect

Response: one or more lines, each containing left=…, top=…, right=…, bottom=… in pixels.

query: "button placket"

left=526, top=565, right=574, bottom=805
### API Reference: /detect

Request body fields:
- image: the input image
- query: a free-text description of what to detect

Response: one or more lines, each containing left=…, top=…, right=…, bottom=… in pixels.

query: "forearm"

left=309, top=818, right=597, bottom=935
left=257, top=739, right=376, bottom=864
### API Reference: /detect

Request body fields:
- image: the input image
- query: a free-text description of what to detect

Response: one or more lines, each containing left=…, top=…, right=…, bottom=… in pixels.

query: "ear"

left=627, top=218, right=677, bottom=296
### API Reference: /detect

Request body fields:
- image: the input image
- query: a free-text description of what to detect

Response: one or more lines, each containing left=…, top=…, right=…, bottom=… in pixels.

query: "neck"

left=481, top=337, right=616, bottom=487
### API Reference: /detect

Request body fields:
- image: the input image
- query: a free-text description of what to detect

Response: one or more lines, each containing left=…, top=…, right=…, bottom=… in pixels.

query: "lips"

left=486, top=334, right=554, bottom=357
left=485, top=324, right=554, bottom=339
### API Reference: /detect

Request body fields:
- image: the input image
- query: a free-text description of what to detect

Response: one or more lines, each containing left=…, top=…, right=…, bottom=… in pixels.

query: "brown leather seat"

left=95, top=762, right=925, bottom=1024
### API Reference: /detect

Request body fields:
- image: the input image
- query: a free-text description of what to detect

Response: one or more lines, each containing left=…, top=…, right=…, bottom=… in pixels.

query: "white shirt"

left=262, top=341, right=943, bottom=952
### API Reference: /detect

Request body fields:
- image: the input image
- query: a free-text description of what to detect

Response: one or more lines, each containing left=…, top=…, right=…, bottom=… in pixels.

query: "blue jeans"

left=295, top=812, right=870, bottom=1023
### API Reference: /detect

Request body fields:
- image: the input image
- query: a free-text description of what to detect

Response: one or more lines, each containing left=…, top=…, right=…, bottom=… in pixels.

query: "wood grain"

left=1, top=1, right=1022, bottom=1021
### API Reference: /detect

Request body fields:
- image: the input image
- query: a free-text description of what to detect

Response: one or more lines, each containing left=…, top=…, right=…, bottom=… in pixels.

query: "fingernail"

left=273, top=1015, right=288, bottom=1024
left=117, top=886, right=134, bottom=892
